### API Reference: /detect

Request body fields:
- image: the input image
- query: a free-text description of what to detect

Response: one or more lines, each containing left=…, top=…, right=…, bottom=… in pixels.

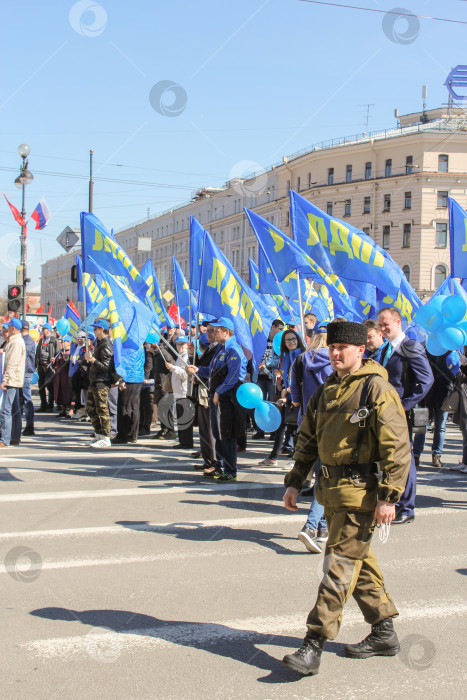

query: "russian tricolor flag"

left=31, top=197, right=51, bottom=230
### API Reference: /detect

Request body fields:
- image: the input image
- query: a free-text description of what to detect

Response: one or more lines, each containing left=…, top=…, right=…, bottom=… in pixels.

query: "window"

left=437, top=190, right=448, bottom=207
left=404, top=191, right=412, bottom=209
left=382, top=225, right=390, bottom=249
left=271, top=185, right=275, bottom=200
left=385, top=159, right=392, bottom=177
left=362, top=226, right=371, bottom=236
left=286, top=211, right=290, bottom=227
left=307, top=172, right=312, bottom=189
left=402, top=265, right=411, bottom=283
left=297, top=176, right=301, bottom=192
left=438, top=154, right=449, bottom=172
left=344, top=199, right=351, bottom=217
left=383, top=194, right=391, bottom=212
left=365, top=162, right=372, bottom=179
left=405, top=155, right=413, bottom=174
left=436, top=222, right=447, bottom=248
left=434, top=264, right=447, bottom=289
left=403, top=223, right=411, bottom=248
left=327, top=201, right=333, bottom=216
left=346, top=164, right=352, bottom=183
left=232, top=248, right=240, bottom=269
left=247, top=244, right=256, bottom=262
left=286, top=180, right=291, bottom=192
left=363, top=196, right=371, bottom=214
left=328, top=168, right=334, bottom=185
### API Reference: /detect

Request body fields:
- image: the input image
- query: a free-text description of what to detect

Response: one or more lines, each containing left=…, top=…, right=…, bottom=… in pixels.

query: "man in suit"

left=35, top=323, right=60, bottom=412
left=377, top=308, right=434, bottom=524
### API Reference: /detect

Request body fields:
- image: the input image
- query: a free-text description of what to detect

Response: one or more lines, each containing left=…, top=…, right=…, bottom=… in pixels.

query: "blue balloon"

left=429, top=295, right=448, bottom=313
left=424, top=310, right=445, bottom=332
left=254, top=401, right=282, bottom=432
left=236, top=382, right=263, bottom=409
left=56, top=318, right=70, bottom=336
left=414, top=305, right=432, bottom=330
left=31, top=370, right=39, bottom=385
left=272, top=331, right=284, bottom=356
left=439, top=326, right=466, bottom=352
left=457, top=320, right=467, bottom=336
left=426, top=334, right=446, bottom=356
left=146, top=330, right=160, bottom=344
left=441, top=295, right=467, bottom=324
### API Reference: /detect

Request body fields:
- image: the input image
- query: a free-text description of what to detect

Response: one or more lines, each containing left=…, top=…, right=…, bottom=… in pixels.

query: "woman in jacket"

left=53, top=338, right=72, bottom=418
left=258, top=329, right=305, bottom=467
left=165, top=334, right=193, bottom=449
left=290, top=324, right=333, bottom=553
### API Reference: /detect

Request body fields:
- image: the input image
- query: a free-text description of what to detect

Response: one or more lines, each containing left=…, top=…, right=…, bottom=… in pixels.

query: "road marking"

left=22, top=600, right=467, bottom=659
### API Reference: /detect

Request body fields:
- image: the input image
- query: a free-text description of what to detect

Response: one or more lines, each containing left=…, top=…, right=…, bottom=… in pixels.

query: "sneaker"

left=414, top=455, right=420, bottom=467
left=282, top=459, right=295, bottom=471
left=138, top=429, right=151, bottom=437
left=257, top=457, right=278, bottom=467
left=22, top=427, right=35, bottom=436
left=251, top=432, right=265, bottom=440
left=280, top=447, right=294, bottom=456
left=90, top=436, right=111, bottom=448
left=449, top=462, right=466, bottom=471
left=203, top=467, right=224, bottom=479
left=298, top=527, right=322, bottom=553
left=316, top=526, right=328, bottom=542
left=459, top=464, right=467, bottom=474
left=215, top=472, right=237, bottom=482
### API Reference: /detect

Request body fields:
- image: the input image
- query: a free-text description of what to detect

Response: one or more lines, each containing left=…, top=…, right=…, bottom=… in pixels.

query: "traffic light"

left=8, top=284, right=22, bottom=313
left=70, top=264, right=77, bottom=283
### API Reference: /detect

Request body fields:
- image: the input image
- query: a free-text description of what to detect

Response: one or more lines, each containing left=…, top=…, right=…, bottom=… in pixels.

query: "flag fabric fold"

left=31, top=197, right=51, bottom=230
left=140, top=258, right=174, bottom=328
left=172, top=256, right=197, bottom=322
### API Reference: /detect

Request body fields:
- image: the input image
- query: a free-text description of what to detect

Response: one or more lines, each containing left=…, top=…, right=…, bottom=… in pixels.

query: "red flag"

left=167, top=302, right=186, bottom=327
left=68, top=299, right=79, bottom=316
left=48, top=303, right=54, bottom=319
left=36, top=303, right=44, bottom=313
left=4, top=195, right=26, bottom=226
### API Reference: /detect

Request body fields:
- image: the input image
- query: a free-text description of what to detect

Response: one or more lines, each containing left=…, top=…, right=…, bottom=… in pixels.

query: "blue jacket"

left=23, top=333, right=36, bottom=376
left=364, top=338, right=389, bottom=365
left=290, top=348, right=333, bottom=423
left=210, top=336, right=246, bottom=395
left=382, top=338, right=434, bottom=411
left=197, top=343, right=223, bottom=380
left=280, top=348, right=302, bottom=390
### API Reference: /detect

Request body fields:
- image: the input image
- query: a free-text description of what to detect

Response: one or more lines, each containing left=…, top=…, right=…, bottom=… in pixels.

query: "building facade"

left=41, top=106, right=467, bottom=311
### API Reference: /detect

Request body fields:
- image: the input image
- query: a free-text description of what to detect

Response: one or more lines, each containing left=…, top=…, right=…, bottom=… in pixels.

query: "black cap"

left=327, top=321, right=368, bottom=346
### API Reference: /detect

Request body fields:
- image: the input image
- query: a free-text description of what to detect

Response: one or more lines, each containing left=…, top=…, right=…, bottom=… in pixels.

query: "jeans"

left=305, top=461, right=327, bottom=531
left=1, top=387, right=22, bottom=445
left=413, top=408, right=448, bottom=457
left=22, top=375, right=35, bottom=428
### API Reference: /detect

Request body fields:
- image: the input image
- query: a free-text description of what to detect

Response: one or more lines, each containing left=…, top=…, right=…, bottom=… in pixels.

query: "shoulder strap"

left=350, top=375, right=375, bottom=466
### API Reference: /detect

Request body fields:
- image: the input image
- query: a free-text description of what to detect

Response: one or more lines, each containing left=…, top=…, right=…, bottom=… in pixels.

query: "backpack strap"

left=350, top=376, right=375, bottom=467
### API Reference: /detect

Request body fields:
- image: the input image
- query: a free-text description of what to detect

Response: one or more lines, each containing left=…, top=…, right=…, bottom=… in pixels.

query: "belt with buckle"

left=320, top=463, right=376, bottom=479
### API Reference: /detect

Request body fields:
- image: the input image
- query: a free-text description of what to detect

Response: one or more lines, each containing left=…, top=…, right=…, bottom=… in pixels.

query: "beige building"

left=41, top=106, right=467, bottom=311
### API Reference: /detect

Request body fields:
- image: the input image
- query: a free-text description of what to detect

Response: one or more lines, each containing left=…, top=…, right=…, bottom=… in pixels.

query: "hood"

left=302, top=348, right=332, bottom=372
left=346, top=358, right=388, bottom=381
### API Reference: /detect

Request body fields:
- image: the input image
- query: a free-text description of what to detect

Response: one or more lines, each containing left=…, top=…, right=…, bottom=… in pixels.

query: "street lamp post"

left=14, top=143, right=33, bottom=320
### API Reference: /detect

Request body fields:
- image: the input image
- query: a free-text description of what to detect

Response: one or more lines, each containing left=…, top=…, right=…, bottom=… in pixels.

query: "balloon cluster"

left=236, top=382, right=282, bottom=432
left=55, top=317, right=71, bottom=336
left=415, top=294, right=467, bottom=356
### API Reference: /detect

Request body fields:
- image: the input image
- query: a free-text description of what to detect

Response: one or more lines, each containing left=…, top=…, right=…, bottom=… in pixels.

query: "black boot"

left=282, top=633, right=326, bottom=675
left=345, top=617, right=400, bottom=658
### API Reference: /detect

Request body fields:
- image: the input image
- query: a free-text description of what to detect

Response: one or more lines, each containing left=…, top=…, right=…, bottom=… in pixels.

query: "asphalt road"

left=1, top=411, right=466, bottom=700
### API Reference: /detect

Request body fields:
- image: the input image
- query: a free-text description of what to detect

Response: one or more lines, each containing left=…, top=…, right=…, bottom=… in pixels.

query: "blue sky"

left=0, top=0, right=465, bottom=292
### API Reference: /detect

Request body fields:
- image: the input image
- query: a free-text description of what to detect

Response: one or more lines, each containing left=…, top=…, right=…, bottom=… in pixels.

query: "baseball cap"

left=42, top=323, right=53, bottom=331
left=210, top=317, right=234, bottom=331
left=21, top=320, right=30, bottom=330
left=77, top=331, right=86, bottom=339
left=93, top=318, right=110, bottom=330
left=10, top=318, right=22, bottom=330
left=198, top=332, right=209, bottom=346
left=2, top=323, right=9, bottom=330
left=175, top=335, right=189, bottom=344
left=87, top=332, right=96, bottom=340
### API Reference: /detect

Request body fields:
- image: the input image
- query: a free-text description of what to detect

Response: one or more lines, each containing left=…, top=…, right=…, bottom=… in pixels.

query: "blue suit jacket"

left=382, top=338, right=434, bottom=411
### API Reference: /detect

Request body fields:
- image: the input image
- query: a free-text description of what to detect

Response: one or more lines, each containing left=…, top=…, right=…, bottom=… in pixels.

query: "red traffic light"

left=8, top=285, right=22, bottom=300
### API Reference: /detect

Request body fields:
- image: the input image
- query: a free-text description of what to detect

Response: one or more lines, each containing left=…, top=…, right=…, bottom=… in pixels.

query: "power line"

left=298, top=0, right=467, bottom=25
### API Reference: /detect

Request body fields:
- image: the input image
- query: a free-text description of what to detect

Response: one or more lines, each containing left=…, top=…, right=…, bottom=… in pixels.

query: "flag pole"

left=296, top=272, right=306, bottom=340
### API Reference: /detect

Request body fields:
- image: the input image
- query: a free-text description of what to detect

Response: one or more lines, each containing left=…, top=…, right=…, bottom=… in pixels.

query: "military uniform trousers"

left=306, top=475, right=398, bottom=641
left=87, top=385, right=111, bottom=437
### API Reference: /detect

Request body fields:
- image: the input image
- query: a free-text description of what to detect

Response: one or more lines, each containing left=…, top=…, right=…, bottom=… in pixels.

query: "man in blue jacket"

left=377, top=308, right=434, bottom=523
left=189, top=318, right=246, bottom=482
left=21, top=321, right=36, bottom=436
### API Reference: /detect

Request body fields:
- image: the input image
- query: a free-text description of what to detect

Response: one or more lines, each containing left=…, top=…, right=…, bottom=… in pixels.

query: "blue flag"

left=64, top=304, right=80, bottom=337
left=140, top=259, right=174, bottom=328
left=88, top=259, right=155, bottom=379
left=172, top=257, right=197, bottom=322
left=198, top=232, right=276, bottom=367
left=290, top=190, right=404, bottom=297
left=245, top=207, right=363, bottom=321
left=449, top=197, right=467, bottom=278
left=248, top=258, right=294, bottom=323
left=189, top=216, right=207, bottom=292
left=80, top=212, right=148, bottom=299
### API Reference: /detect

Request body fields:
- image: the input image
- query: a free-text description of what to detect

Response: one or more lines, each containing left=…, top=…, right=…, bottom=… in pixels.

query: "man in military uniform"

left=282, top=321, right=411, bottom=676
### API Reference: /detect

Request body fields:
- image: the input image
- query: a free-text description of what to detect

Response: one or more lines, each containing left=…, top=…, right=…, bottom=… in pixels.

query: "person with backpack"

left=290, top=323, right=333, bottom=553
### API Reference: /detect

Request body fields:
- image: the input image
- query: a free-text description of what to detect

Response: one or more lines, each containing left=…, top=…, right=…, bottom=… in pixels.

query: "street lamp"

left=14, top=143, right=33, bottom=320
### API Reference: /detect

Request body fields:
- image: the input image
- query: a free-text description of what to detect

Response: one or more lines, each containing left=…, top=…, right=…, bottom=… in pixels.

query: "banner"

left=140, top=258, right=174, bottom=328
left=449, top=197, right=467, bottom=278
left=172, top=256, right=197, bottom=322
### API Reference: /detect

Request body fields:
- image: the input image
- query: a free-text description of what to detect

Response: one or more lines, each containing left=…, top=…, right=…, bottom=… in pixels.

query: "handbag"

left=284, top=403, right=300, bottom=426
left=411, top=407, right=430, bottom=434
left=441, top=385, right=460, bottom=413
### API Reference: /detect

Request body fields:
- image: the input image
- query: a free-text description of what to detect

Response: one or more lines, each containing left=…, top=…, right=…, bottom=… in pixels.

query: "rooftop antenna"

left=394, top=108, right=400, bottom=127
left=421, top=85, right=429, bottom=123
left=358, top=103, right=375, bottom=134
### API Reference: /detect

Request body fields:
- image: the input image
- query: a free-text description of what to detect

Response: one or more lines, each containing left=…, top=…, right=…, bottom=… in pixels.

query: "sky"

left=1, top=0, right=465, bottom=293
